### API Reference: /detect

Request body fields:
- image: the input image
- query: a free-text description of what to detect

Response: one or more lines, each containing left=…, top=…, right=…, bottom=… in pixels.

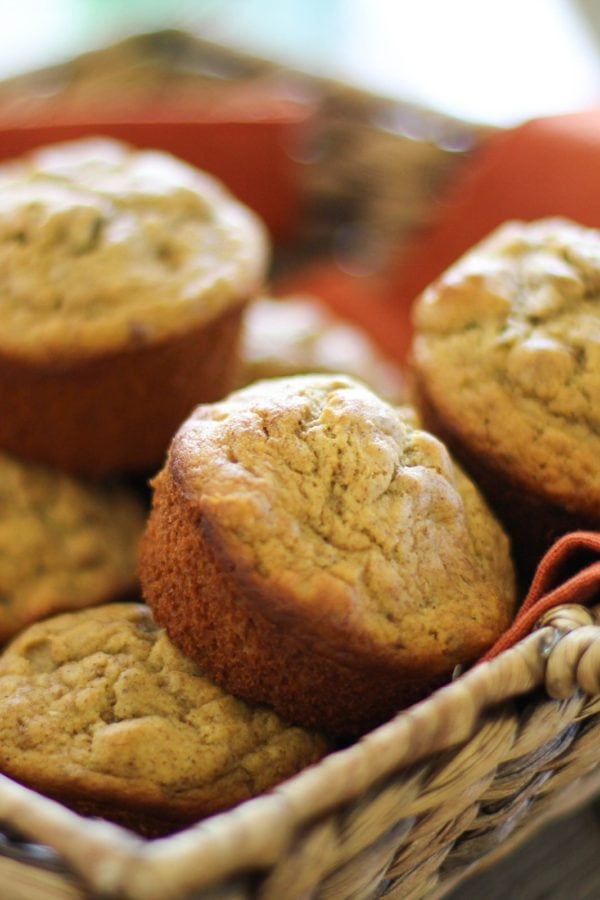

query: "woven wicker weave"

left=0, top=602, right=598, bottom=898
left=0, top=30, right=598, bottom=900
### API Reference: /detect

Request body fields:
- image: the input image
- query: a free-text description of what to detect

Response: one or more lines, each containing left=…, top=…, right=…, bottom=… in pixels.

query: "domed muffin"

left=0, top=452, right=144, bottom=644
left=411, top=218, right=600, bottom=581
left=0, top=603, right=327, bottom=836
left=139, top=374, right=516, bottom=735
left=239, top=294, right=405, bottom=402
left=0, top=138, right=268, bottom=475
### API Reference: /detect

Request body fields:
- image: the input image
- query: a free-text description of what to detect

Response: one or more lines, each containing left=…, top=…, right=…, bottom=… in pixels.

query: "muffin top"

left=171, top=374, right=515, bottom=667
left=0, top=453, right=145, bottom=643
left=0, top=604, right=326, bottom=822
left=0, top=138, right=268, bottom=361
left=412, top=218, right=600, bottom=517
left=240, top=295, right=405, bottom=402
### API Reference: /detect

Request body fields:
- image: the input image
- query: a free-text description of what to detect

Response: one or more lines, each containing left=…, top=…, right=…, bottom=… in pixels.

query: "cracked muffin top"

left=0, top=453, right=145, bottom=643
left=0, top=604, right=327, bottom=827
left=0, top=138, right=268, bottom=362
left=411, top=218, right=600, bottom=518
left=170, top=374, right=515, bottom=666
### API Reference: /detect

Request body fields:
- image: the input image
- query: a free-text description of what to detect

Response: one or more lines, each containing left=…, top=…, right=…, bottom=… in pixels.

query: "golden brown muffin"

left=0, top=452, right=145, bottom=643
left=139, top=374, right=516, bottom=735
left=239, top=294, right=405, bottom=402
left=0, top=138, right=268, bottom=475
left=0, top=604, right=327, bottom=836
left=410, top=218, right=600, bottom=582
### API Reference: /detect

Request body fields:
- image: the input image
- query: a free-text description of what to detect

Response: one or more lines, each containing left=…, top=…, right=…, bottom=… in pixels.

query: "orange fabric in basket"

left=389, top=106, right=600, bottom=307
left=481, top=532, right=600, bottom=662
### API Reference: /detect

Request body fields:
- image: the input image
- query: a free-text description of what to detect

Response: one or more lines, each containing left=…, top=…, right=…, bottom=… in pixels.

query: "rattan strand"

left=0, top=603, right=596, bottom=898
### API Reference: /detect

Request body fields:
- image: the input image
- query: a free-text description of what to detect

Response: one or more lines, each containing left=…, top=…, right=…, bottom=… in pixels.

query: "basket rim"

left=1, top=601, right=598, bottom=899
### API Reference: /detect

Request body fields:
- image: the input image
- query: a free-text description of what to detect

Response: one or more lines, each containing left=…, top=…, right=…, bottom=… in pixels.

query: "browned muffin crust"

left=141, top=468, right=443, bottom=735
left=0, top=604, right=327, bottom=836
left=0, top=301, right=245, bottom=475
left=140, top=375, right=516, bottom=735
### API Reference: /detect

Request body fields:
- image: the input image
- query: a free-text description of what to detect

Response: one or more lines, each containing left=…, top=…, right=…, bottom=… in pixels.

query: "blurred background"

left=3, top=0, right=600, bottom=126
left=1, top=0, right=598, bottom=364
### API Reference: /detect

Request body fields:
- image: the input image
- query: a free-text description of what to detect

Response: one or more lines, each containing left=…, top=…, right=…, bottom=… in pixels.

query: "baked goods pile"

left=0, top=137, right=332, bottom=836
left=0, top=135, right=595, bottom=837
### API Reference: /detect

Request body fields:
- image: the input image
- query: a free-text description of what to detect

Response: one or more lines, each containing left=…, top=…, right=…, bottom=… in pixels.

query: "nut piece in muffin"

left=0, top=603, right=327, bottom=836
left=0, top=137, right=269, bottom=475
left=239, top=294, right=405, bottom=402
left=140, top=374, right=515, bottom=735
left=411, top=218, right=600, bottom=580
left=0, top=452, right=145, bottom=643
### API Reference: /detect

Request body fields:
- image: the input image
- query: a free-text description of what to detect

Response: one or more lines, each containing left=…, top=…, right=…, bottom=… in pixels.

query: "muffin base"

left=0, top=303, right=246, bottom=476
left=410, top=373, right=598, bottom=589
left=140, top=470, right=458, bottom=737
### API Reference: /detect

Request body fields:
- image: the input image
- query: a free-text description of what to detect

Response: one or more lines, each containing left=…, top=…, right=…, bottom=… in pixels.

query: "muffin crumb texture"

left=412, top=218, right=600, bottom=517
left=0, top=604, right=326, bottom=832
left=0, top=453, right=144, bottom=643
left=0, top=138, right=267, bottom=360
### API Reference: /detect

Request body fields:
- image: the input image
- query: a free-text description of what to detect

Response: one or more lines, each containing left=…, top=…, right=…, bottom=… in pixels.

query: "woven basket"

left=0, top=603, right=599, bottom=898
left=0, top=30, right=598, bottom=900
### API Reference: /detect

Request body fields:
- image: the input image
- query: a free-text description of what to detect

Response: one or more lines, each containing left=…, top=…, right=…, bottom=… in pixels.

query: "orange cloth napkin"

left=388, top=105, right=600, bottom=309
left=482, top=532, right=600, bottom=662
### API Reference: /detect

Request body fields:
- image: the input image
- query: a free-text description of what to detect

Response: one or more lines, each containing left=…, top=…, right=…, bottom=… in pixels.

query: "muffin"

left=0, top=452, right=145, bottom=643
left=0, top=138, right=268, bottom=475
left=0, top=603, right=327, bottom=836
left=239, top=294, right=405, bottom=402
left=410, top=218, right=600, bottom=581
left=139, top=374, right=516, bottom=735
